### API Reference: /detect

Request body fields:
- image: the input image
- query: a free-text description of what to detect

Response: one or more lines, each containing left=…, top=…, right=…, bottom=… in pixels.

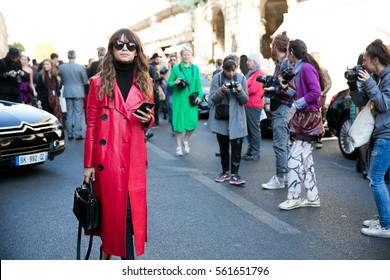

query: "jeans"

left=216, top=133, right=244, bottom=175
left=368, top=138, right=390, bottom=229
left=271, top=104, right=290, bottom=178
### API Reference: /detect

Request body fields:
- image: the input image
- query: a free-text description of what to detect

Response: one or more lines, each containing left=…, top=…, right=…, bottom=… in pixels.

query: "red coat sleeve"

left=84, top=77, right=100, bottom=167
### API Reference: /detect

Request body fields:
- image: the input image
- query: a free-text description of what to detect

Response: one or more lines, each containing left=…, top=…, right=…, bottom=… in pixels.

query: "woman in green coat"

left=167, top=46, right=203, bottom=156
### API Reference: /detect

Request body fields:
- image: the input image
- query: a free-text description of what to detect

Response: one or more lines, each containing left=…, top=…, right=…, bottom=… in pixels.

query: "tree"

left=167, top=0, right=204, bottom=10
left=34, top=43, right=57, bottom=63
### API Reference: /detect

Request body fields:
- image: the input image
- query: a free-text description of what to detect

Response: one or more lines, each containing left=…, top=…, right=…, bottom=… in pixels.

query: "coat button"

left=101, top=114, right=108, bottom=120
left=99, top=139, right=106, bottom=146
left=98, top=164, right=104, bottom=170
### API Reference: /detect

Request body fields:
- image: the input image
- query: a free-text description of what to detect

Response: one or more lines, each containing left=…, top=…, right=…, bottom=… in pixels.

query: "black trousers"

left=124, top=196, right=135, bottom=260
left=216, top=133, right=244, bottom=175
left=153, top=89, right=160, bottom=125
left=0, top=93, right=22, bottom=103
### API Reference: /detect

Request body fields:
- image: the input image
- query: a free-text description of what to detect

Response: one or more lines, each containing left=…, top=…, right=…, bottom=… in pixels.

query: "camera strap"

left=179, top=64, right=194, bottom=92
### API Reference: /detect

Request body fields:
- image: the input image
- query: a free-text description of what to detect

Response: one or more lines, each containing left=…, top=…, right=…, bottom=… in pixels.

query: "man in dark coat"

left=148, top=53, right=163, bottom=126
left=0, top=48, right=29, bottom=102
left=88, top=46, right=106, bottom=78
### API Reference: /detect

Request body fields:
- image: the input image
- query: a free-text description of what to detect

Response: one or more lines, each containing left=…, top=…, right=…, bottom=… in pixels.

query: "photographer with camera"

left=209, top=55, right=248, bottom=186
left=347, top=39, right=390, bottom=239
left=0, top=48, right=29, bottom=103
left=261, top=32, right=294, bottom=190
left=167, top=46, right=203, bottom=156
left=242, top=52, right=266, bottom=161
left=277, top=39, right=328, bottom=211
left=149, top=53, right=164, bottom=127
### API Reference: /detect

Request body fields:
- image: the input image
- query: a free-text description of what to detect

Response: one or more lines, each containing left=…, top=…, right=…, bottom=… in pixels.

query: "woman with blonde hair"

left=167, top=46, right=203, bottom=156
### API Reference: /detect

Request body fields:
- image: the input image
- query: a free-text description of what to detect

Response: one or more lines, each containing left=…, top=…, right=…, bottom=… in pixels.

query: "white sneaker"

left=278, top=198, right=302, bottom=210
left=361, top=224, right=390, bottom=238
left=262, top=175, right=285, bottom=189
left=176, top=147, right=183, bottom=156
left=363, top=219, right=379, bottom=227
left=183, top=141, right=190, bottom=154
left=301, top=198, right=321, bottom=207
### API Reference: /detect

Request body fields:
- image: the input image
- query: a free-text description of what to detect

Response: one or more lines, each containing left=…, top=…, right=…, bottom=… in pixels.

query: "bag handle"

left=76, top=180, right=94, bottom=260
left=217, top=72, right=229, bottom=104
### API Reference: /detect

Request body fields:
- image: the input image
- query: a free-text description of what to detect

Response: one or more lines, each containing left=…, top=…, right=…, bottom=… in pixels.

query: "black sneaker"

left=229, top=175, right=246, bottom=186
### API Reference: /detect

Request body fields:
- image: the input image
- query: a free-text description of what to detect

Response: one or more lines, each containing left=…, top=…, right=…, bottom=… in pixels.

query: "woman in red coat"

left=83, top=28, right=154, bottom=259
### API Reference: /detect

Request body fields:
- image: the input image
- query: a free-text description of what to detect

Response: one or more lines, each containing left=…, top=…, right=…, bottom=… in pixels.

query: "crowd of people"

left=1, top=27, right=389, bottom=260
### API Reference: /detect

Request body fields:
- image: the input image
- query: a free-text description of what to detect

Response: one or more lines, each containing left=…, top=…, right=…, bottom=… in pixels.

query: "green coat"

left=167, top=62, right=203, bottom=132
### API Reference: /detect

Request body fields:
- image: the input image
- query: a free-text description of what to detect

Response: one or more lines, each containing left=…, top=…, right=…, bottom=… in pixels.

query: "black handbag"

left=73, top=180, right=99, bottom=260
left=189, top=91, right=199, bottom=106
left=215, top=103, right=230, bottom=120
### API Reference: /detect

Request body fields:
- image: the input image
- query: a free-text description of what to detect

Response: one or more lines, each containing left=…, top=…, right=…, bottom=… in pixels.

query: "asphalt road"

left=0, top=116, right=389, bottom=260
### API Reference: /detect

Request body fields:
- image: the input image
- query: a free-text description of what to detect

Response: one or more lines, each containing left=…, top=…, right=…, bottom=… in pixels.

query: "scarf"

left=246, top=66, right=260, bottom=78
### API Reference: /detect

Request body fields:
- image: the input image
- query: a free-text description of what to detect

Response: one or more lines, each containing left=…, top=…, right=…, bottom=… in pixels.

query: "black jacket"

left=0, top=57, right=28, bottom=95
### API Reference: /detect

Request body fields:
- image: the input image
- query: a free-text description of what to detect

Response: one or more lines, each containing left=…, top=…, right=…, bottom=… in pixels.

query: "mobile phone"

left=136, top=102, right=155, bottom=114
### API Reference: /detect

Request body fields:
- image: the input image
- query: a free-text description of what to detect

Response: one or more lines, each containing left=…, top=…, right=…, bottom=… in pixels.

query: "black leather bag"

left=73, top=181, right=99, bottom=231
left=189, top=92, right=199, bottom=106
left=73, top=181, right=99, bottom=260
left=215, top=103, right=229, bottom=120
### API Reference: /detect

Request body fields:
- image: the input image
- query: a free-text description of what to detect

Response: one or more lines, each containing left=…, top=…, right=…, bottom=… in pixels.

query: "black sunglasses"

left=113, top=40, right=136, bottom=52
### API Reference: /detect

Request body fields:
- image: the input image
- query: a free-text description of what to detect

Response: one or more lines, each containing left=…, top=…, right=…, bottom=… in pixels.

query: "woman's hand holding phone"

left=132, top=102, right=155, bottom=124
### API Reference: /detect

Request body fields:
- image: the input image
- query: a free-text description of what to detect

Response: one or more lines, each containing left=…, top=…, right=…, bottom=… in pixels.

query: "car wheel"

left=338, top=116, right=357, bottom=160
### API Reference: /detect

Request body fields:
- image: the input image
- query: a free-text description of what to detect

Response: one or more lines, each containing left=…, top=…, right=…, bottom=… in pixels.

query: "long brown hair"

left=98, top=28, right=152, bottom=100
left=40, top=59, right=58, bottom=82
left=288, top=39, right=328, bottom=91
left=365, top=39, right=390, bottom=66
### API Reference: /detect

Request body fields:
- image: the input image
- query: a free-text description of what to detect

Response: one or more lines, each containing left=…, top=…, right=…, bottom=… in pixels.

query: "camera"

left=344, top=65, right=364, bottom=81
left=177, top=78, right=189, bottom=89
left=256, top=75, right=273, bottom=88
left=223, top=81, right=239, bottom=94
left=15, top=70, right=23, bottom=84
left=281, top=68, right=295, bottom=84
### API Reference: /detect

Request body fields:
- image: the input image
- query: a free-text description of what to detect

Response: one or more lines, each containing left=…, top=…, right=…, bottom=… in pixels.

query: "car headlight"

left=49, top=115, right=62, bottom=128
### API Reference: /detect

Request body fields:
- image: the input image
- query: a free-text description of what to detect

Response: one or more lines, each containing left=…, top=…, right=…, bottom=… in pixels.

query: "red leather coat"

left=84, top=75, right=154, bottom=257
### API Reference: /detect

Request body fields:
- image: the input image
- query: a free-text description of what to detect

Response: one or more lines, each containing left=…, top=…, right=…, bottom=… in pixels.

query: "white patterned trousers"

left=287, top=140, right=319, bottom=201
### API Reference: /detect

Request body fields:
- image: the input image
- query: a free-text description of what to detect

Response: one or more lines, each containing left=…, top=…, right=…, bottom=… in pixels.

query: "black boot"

left=356, top=160, right=368, bottom=179
left=361, top=163, right=368, bottom=179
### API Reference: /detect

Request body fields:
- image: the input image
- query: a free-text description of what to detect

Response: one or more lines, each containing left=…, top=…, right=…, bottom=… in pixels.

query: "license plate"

left=16, top=152, right=48, bottom=166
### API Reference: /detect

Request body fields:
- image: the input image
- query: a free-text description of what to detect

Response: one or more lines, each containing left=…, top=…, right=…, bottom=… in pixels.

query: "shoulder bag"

left=290, top=110, right=323, bottom=140
left=214, top=73, right=231, bottom=120
left=179, top=64, right=199, bottom=106
left=189, top=91, right=199, bottom=106
left=73, top=180, right=99, bottom=260
left=348, top=100, right=374, bottom=148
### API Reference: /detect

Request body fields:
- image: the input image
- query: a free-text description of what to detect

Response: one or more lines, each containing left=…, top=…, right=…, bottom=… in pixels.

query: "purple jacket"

left=288, top=62, right=321, bottom=111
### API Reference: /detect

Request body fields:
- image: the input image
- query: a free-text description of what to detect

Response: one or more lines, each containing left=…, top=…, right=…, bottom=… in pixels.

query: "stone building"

left=129, top=0, right=299, bottom=71
left=0, top=12, right=9, bottom=58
